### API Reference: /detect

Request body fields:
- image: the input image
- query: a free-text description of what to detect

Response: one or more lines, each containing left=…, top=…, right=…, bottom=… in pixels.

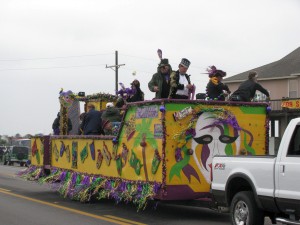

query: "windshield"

left=12, top=146, right=29, bottom=154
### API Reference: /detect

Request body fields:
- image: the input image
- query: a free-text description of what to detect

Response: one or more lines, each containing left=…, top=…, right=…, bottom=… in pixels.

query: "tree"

left=24, top=134, right=32, bottom=139
left=0, top=139, right=8, bottom=145
left=15, top=133, right=22, bottom=138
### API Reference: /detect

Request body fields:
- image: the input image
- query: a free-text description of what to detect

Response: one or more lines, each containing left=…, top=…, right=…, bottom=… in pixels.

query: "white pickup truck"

left=212, top=117, right=300, bottom=225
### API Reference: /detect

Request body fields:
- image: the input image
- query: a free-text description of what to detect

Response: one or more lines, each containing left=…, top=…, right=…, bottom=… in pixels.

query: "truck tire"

left=230, top=191, right=264, bottom=225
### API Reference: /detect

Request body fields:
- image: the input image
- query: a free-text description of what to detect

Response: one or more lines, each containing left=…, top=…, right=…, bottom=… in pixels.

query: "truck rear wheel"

left=230, top=191, right=264, bottom=225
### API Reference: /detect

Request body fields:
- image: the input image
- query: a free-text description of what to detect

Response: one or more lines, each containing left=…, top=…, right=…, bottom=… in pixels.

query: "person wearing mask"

left=80, top=104, right=104, bottom=135
left=230, top=71, right=270, bottom=102
left=148, top=58, right=172, bottom=99
left=205, top=66, right=230, bottom=101
left=169, top=58, right=193, bottom=99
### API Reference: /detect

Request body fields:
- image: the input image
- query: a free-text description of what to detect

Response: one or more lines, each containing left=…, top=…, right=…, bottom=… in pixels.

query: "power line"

left=0, top=64, right=107, bottom=72
left=0, top=53, right=113, bottom=62
left=119, top=53, right=213, bottom=72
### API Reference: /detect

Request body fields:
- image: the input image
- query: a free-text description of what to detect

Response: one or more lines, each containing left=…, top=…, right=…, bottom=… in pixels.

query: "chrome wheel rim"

left=234, top=200, right=249, bottom=225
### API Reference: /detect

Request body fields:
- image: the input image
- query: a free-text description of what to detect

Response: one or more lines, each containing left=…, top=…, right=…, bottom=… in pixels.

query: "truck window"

left=287, top=125, right=300, bottom=156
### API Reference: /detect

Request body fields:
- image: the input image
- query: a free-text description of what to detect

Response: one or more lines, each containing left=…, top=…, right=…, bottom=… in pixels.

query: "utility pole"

left=106, top=51, right=125, bottom=93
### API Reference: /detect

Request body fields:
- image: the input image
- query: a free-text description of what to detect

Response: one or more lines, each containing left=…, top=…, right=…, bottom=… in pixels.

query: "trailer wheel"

left=230, top=191, right=264, bottom=225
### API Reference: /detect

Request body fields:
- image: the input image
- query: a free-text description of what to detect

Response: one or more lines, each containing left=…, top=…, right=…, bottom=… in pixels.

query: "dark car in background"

left=2, top=146, right=29, bottom=166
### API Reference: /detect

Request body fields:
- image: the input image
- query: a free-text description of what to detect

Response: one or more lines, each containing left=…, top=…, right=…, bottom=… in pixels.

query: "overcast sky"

left=0, top=0, right=299, bottom=136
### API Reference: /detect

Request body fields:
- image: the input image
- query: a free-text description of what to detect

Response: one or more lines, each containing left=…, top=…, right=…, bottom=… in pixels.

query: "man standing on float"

left=169, top=58, right=193, bottom=99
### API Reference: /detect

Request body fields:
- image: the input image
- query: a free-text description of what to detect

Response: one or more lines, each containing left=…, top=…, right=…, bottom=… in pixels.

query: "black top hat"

left=180, top=58, right=190, bottom=68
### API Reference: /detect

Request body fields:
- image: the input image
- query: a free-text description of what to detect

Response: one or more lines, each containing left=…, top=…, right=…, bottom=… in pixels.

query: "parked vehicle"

left=2, top=146, right=29, bottom=166
left=0, top=146, right=7, bottom=161
left=11, top=138, right=31, bottom=160
left=212, top=117, right=300, bottom=225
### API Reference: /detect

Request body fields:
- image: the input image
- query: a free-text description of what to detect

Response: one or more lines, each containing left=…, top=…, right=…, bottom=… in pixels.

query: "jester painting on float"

left=191, top=110, right=255, bottom=184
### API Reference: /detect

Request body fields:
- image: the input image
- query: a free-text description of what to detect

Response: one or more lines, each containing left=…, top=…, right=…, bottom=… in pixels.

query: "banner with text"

left=281, top=99, right=300, bottom=109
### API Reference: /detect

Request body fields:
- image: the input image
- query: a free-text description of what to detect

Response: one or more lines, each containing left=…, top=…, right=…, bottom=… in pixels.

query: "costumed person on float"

left=101, top=102, right=122, bottom=135
left=52, top=112, right=72, bottom=135
left=148, top=49, right=172, bottom=99
left=127, top=79, right=144, bottom=102
left=205, top=66, right=230, bottom=101
left=229, top=71, right=270, bottom=102
left=169, top=58, right=195, bottom=99
left=117, top=80, right=143, bottom=102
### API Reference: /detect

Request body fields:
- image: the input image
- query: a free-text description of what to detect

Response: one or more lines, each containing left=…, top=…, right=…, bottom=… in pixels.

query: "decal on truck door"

left=214, top=163, right=226, bottom=170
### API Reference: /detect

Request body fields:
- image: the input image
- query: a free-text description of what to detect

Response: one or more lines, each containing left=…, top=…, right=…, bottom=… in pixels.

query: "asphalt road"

left=0, top=164, right=276, bottom=225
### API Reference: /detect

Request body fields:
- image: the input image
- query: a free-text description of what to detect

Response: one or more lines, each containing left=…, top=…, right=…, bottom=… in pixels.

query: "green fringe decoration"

left=39, top=170, right=60, bottom=183
left=19, top=167, right=161, bottom=211
left=18, top=166, right=44, bottom=181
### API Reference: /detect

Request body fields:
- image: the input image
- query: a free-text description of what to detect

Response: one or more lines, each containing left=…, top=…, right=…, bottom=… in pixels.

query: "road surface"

left=0, top=164, right=277, bottom=225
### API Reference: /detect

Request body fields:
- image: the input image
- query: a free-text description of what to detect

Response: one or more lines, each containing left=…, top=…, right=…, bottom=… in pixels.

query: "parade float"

left=20, top=89, right=270, bottom=210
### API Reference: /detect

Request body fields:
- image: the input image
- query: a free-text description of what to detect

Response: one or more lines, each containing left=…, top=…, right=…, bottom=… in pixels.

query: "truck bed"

left=212, top=155, right=276, bottom=198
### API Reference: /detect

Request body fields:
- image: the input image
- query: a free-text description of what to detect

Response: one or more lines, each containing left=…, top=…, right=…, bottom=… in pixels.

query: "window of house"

left=288, top=79, right=298, bottom=98
left=287, top=125, right=300, bottom=156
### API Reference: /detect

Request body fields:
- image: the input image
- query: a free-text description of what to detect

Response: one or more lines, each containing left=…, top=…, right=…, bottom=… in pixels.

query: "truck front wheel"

left=230, top=191, right=264, bottom=225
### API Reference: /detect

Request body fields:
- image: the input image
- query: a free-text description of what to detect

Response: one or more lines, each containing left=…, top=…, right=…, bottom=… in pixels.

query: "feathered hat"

left=206, top=65, right=226, bottom=78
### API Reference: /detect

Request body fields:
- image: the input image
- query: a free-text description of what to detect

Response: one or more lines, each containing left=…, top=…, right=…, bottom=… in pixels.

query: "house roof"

left=224, top=47, right=300, bottom=83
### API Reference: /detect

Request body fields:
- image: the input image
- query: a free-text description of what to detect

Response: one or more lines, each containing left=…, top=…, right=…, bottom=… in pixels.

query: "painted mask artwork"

left=191, top=112, right=241, bottom=183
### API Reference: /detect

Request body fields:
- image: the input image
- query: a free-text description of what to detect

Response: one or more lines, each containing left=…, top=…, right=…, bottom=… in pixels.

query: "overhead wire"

left=0, top=64, right=107, bottom=71
left=0, top=53, right=114, bottom=62
left=0, top=51, right=241, bottom=75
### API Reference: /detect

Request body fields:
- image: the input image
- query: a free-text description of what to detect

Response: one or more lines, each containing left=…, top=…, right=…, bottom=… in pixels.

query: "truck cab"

left=275, top=121, right=300, bottom=221
left=212, top=118, right=300, bottom=225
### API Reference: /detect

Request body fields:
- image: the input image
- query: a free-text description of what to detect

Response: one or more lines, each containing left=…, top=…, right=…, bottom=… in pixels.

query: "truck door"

left=275, top=124, right=300, bottom=215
